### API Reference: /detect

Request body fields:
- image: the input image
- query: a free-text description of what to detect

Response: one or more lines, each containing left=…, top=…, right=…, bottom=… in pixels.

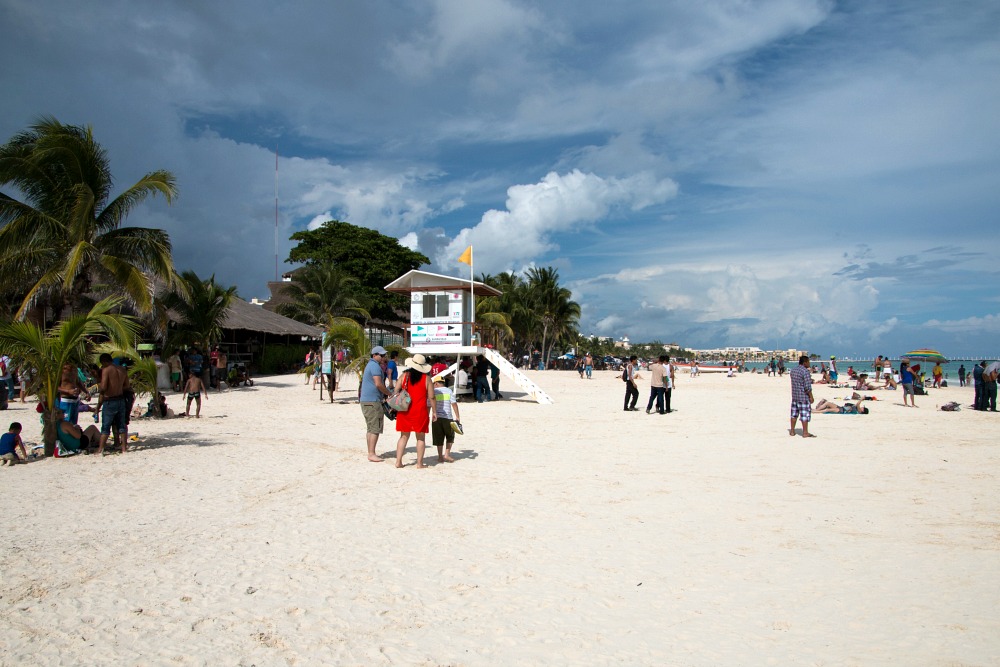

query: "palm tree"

left=276, top=263, right=369, bottom=325
left=0, top=116, right=178, bottom=319
left=526, top=267, right=580, bottom=368
left=161, top=270, right=237, bottom=351
left=0, top=297, right=140, bottom=455
left=324, top=315, right=369, bottom=381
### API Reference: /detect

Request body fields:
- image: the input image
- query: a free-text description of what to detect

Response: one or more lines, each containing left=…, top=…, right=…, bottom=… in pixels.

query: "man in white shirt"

left=645, top=357, right=665, bottom=414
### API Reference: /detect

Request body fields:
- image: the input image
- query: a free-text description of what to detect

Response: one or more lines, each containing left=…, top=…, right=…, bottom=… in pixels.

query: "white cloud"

left=441, top=170, right=678, bottom=273
left=306, top=212, right=333, bottom=231
left=924, top=313, right=1000, bottom=334
left=387, top=0, right=544, bottom=79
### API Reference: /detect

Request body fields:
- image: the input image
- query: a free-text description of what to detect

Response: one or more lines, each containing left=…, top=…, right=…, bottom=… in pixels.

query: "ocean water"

left=740, top=360, right=989, bottom=383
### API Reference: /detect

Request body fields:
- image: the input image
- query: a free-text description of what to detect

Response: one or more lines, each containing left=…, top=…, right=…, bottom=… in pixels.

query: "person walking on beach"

left=958, top=364, right=966, bottom=388
left=777, top=357, right=785, bottom=376
left=360, top=346, right=391, bottom=462
left=873, top=355, right=883, bottom=381
left=932, top=361, right=943, bottom=388
left=664, top=356, right=675, bottom=413
left=623, top=355, right=640, bottom=411
left=789, top=355, right=814, bottom=438
left=645, top=356, right=665, bottom=414
left=394, top=354, right=436, bottom=469
left=585, top=352, right=594, bottom=379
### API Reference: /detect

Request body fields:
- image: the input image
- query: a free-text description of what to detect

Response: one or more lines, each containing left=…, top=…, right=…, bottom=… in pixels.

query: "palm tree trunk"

left=540, top=324, right=549, bottom=369
left=42, top=409, right=59, bottom=457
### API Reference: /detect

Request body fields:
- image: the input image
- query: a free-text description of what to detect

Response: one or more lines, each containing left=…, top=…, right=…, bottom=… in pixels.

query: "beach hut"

left=384, top=270, right=552, bottom=403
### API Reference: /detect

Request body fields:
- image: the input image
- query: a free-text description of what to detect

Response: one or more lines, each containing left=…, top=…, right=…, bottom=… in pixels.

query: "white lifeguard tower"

left=384, top=269, right=552, bottom=404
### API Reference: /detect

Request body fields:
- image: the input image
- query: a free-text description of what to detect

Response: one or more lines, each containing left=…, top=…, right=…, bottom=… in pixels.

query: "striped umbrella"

left=901, top=349, right=948, bottom=363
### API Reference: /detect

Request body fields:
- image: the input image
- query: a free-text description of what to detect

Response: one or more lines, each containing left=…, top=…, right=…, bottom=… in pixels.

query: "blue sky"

left=2, top=0, right=998, bottom=357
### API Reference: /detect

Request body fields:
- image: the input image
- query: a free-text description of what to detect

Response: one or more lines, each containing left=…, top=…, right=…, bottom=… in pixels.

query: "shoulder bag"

left=386, top=375, right=412, bottom=412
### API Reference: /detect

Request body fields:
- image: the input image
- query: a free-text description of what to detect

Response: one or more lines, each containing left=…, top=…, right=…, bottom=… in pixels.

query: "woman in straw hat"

left=394, top=353, right=436, bottom=468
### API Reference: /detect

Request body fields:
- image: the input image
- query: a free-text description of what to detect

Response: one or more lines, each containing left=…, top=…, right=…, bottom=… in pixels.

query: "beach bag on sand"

left=386, top=376, right=412, bottom=412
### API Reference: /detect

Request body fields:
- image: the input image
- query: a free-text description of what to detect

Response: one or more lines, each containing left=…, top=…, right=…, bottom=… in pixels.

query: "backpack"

left=621, top=366, right=630, bottom=382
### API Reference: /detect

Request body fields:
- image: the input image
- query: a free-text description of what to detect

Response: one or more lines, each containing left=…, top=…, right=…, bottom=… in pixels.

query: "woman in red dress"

left=394, top=354, right=436, bottom=468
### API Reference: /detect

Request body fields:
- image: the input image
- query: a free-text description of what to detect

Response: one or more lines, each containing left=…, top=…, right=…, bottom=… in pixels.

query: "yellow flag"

left=458, top=245, right=473, bottom=266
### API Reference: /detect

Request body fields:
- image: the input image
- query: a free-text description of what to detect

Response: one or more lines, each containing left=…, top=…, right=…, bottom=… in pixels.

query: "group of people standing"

left=973, top=361, right=999, bottom=411
left=359, top=346, right=463, bottom=469
left=621, top=354, right=676, bottom=414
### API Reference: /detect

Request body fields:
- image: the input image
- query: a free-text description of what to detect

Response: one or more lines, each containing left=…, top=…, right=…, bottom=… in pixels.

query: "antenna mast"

left=274, top=146, right=279, bottom=281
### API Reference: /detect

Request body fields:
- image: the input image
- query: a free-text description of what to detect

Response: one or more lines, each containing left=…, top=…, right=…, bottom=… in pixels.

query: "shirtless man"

left=57, top=363, right=90, bottom=425
left=184, top=373, right=207, bottom=417
left=96, top=353, right=130, bottom=455
left=215, top=347, right=228, bottom=391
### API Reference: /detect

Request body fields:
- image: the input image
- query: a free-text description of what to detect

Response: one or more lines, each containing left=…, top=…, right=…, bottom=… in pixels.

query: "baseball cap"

left=371, top=346, right=388, bottom=355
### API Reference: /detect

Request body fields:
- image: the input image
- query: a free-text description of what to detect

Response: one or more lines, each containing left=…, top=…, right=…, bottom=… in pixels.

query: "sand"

left=1, top=369, right=997, bottom=665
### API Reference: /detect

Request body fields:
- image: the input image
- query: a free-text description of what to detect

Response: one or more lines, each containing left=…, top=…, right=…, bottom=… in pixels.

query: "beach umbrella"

left=901, top=349, right=948, bottom=363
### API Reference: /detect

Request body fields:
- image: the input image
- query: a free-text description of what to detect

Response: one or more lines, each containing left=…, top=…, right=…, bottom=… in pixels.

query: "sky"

left=2, top=0, right=998, bottom=357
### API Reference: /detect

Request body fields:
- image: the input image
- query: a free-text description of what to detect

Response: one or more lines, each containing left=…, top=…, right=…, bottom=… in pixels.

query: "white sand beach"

left=1, top=370, right=997, bottom=665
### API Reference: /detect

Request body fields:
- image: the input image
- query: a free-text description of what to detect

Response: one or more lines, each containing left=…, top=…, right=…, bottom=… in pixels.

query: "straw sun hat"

left=404, top=353, right=432, bottom=373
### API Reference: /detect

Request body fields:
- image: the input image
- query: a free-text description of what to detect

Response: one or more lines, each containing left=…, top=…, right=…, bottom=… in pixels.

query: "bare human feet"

left=368, top=455, right=383, bottom=463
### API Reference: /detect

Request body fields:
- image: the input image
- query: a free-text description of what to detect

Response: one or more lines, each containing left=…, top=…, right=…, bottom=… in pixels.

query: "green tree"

left=162, top=270, right=237, bottom=351
left=526, top=267, right=580, bottom=367
left=0, top=117, right=178, bottom=319
left=287, top=220, right=428, bottom=323
left=324, top=315, right=370, bottom=381
left=0, top=297, right=140, bottom=456
left=276, top=263, right=369, bottom=325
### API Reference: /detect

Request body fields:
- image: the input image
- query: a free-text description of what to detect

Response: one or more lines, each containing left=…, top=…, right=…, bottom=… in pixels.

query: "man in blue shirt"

left=900, top=361, right=917, bottom=408
left=386, top=350, right=399, bottom=391
left=360, top=346, right=391, bottom=462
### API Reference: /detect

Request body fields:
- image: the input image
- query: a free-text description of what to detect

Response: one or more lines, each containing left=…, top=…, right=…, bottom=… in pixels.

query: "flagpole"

left=470, top=250, right=476, bottom=347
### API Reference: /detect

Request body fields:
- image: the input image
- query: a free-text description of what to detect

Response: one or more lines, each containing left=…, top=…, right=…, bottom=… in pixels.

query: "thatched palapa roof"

left=222, top=297, right=323, bottom=338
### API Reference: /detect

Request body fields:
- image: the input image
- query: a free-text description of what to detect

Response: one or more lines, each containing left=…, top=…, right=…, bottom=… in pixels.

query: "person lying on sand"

left=815, top=398, right=869, bottom=414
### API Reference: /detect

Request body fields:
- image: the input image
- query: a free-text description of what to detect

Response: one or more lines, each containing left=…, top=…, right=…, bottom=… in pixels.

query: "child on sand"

left=184, top=374, right=207, bottom=418
left=432, top=378, right=461, bottom=463
left=1, top=422, right=27, bottom=465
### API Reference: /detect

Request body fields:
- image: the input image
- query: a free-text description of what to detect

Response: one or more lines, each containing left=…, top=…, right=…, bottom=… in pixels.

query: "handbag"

left=381, top=401, right=397, bottom=420
left=386, top=376, right=412, bottom=412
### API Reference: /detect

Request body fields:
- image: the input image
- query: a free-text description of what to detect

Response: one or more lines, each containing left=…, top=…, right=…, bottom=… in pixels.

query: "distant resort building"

left=688, top=346, right=809, bottom=362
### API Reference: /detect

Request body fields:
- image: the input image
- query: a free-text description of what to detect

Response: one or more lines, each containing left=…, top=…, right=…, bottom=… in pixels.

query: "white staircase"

left=481, top=348, right=553, bottom=404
